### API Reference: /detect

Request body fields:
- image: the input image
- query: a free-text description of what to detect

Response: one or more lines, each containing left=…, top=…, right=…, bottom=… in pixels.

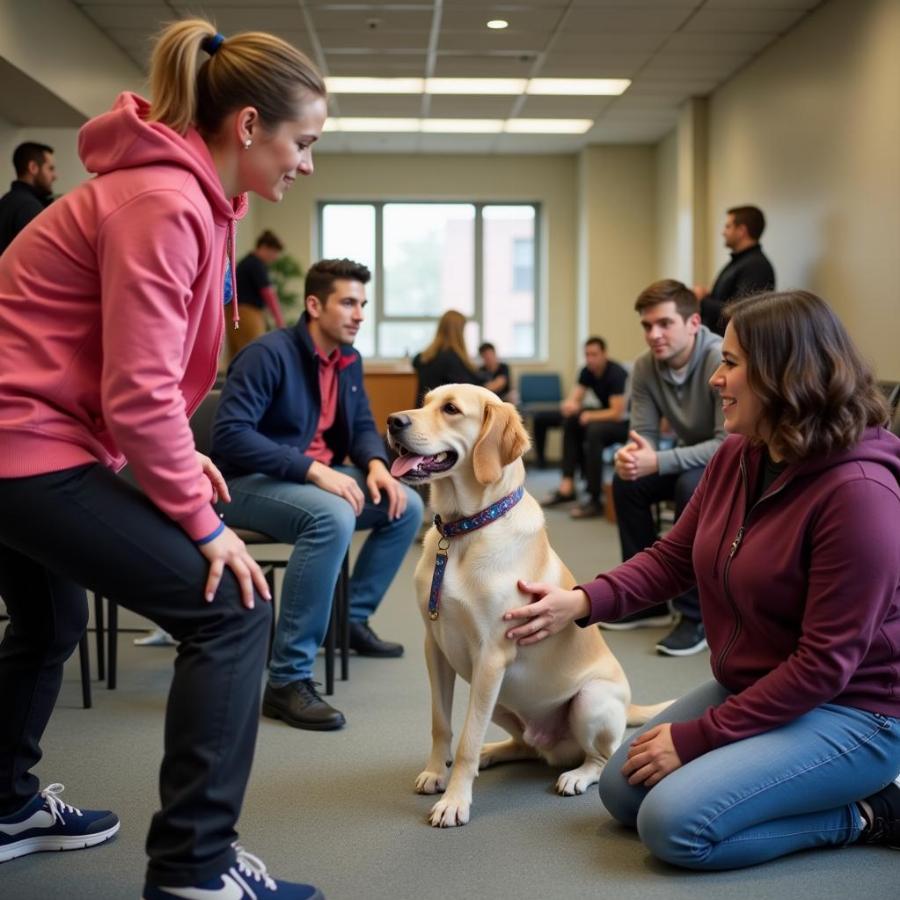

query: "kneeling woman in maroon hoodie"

left=506, top=290, right=900, bottom=870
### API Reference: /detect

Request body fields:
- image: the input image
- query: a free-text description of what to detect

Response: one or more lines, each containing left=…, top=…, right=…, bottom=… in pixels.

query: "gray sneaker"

left=656, top=618, right=707, bottom=657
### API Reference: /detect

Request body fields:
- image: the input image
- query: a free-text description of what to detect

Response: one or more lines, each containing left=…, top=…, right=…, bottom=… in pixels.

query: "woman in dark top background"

left=412, top=309, right=481, bottom=406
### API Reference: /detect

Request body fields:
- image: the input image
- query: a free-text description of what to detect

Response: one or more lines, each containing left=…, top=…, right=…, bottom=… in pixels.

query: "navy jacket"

left=211, top=316, right=388, bottom=482
left=0, top=180, right=51, bottom=255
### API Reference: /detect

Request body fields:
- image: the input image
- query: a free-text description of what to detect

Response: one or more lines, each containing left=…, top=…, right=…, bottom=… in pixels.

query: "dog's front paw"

left=428, top=794, right=471, bottom=828
left=415, top=769, right=447, bottom=794
left=556, top=764, right=602, bottom=796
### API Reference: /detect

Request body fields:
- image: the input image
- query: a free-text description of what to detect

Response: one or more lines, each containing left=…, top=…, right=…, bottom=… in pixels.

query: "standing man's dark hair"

left=255, top=229, right=284, bottom=251
left=0, top=142, right=57, bottom=255
left=695, top=205, right=775, bottom=335
left=13, top=143, right=54, bottom=178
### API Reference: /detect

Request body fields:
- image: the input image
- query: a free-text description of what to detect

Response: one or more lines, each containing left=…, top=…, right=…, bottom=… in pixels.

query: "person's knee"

left=598, top=759, right=641, bottom=828
left=635, top=791, right=705, bottom=869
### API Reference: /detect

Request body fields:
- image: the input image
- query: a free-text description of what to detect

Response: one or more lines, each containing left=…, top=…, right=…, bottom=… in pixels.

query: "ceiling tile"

left=539, top=50, right=652, bottom=77
left=684, top=8, right=809, bottom=32
left=331, top=95, right=424, bottom=117
left=518, top=95, right=614, bottom=118
left=307, top=7, right=433, bottom=31
left=79, top=4, right=173, bottom=30
left=433, top=55, right=537, bottom=77
left=438, top=31, right=548, bottom=53
left=561, top=8, right=694, bottom=32
left=427, top=95, right=519, bottom=118
left=316, top=29, right=430, bottom=50
left=325, top=53, right=427, bottom=75
left=663, top=30, right=777, bottom=53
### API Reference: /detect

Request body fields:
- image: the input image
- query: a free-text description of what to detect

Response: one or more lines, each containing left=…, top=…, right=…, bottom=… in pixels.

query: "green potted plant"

left=269, top=253, right=305, bottom=324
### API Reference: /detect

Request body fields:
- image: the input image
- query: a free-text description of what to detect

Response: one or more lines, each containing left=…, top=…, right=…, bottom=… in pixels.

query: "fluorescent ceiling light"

left=325, top=118, right=594, bottom=134
left=421, top=119, right=504, bottom=133
left=527, top=78, right=630, bottom=96
left=425, top=78, right=527, bottom=95
left=330, top=118, right=421, bottom=132
left=486, top=19, right=508, bottom=29
left=326, top=77, right=423, bottom=94
left=505, top=119, right=594, bottom=134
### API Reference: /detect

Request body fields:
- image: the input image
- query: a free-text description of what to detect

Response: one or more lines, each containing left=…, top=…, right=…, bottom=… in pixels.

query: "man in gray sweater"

left=603, top=279, right=724, bottom=656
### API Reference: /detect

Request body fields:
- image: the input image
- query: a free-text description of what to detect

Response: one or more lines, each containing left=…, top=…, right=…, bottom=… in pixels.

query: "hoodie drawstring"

left=228, top=219, right=240, bottom=330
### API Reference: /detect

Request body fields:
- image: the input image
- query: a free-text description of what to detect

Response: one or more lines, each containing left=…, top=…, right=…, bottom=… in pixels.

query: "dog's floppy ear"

left=472, top=402, right=531, bottom=485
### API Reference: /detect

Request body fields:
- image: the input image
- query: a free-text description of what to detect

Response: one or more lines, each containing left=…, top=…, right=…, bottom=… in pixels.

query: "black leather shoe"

left=262, top=679, right=346, bottom=731
left=348, top=620, right=404, bottom=658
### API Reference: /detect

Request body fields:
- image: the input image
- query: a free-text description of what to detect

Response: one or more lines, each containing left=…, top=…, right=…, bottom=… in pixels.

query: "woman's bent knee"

left=598, top=759, right=641, bottom=828
left=636, top=790, right=707, bottom=869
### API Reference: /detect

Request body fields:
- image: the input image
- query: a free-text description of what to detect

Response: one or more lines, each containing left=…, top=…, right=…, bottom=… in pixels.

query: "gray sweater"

left=629, top=325, right=725, bottom=475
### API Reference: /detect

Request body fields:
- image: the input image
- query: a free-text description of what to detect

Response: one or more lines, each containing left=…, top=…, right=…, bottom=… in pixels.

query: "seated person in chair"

left=211, top=258, right=423, bottom=731
left=477, top=341, right=513, bottom=402
left=542, top=336, right=629, bottom=519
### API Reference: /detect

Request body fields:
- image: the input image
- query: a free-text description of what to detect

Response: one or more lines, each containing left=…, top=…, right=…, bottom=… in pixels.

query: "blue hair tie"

left=202, top=33, right=225, bottom=55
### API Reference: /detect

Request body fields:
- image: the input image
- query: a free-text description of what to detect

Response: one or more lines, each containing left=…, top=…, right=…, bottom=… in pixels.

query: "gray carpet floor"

left=3, top=468, right=896, bottom=899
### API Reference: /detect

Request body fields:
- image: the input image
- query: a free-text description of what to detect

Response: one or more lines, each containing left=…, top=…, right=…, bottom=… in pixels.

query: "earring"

left=243, top=139, right=252, bottom=150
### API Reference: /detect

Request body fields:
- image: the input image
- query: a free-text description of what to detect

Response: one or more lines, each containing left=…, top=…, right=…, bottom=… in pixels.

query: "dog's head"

left=387, top=384, right=530, bottom=486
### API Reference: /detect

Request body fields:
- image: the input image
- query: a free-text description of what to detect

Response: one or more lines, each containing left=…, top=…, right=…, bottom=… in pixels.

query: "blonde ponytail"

left=148, top=17, right=326, bottom=137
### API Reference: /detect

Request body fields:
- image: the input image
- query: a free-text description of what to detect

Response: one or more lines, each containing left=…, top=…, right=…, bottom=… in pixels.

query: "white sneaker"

left=134, top=628, right=176, bottom=647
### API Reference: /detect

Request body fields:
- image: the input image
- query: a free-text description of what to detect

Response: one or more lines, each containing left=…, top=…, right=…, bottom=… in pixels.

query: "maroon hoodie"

left=578, top=428, right=900, bottom=764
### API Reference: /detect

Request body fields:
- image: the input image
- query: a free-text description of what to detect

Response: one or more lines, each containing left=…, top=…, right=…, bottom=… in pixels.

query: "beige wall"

left=655, top=129, right=680, bottom=282
left=706, top=0, right=900, bottom=377
left=0, top=0, right=142, bottom=118
left=577, top=145, right=657, bottom=366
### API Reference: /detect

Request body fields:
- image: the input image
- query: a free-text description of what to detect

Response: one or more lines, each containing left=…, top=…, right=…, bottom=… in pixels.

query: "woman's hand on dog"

left=503, top=581, right=591, bottom=645
left=621, top=724, right=682, bottom=786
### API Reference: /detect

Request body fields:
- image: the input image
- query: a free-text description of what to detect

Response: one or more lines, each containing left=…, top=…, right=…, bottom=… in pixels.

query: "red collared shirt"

left=305, top=345, right=340, bottom=465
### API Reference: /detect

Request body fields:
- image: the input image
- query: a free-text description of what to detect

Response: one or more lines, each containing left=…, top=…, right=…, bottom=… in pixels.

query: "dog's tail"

left=626, top=700, right=675, bottom=727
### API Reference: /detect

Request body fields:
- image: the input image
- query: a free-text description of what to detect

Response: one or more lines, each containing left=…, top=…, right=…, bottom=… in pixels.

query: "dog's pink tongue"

left=391, top=454, right=425, bottom=477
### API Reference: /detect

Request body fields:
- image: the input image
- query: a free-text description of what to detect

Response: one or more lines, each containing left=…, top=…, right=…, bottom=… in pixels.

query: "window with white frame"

left=318, top=201, right=539, bottom=361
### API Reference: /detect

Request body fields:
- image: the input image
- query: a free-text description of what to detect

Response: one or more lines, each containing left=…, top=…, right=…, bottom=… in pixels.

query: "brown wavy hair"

left=724, top=291, right=888, bottom=461
left=419, top=310, right=476, bottom=371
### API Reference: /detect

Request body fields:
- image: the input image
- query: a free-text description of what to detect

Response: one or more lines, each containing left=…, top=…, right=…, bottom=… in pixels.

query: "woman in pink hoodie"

left=505, top=291, right=900, bottom=869
left=0, top=18, right=327, bottom=900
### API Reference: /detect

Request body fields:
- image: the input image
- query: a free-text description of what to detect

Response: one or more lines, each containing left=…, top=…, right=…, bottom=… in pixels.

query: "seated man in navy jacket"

left=212, top=258, right=423, bottom=731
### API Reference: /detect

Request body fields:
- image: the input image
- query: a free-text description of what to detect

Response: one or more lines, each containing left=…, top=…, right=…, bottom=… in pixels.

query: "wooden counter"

left=363, top=365, right=417, bottom=434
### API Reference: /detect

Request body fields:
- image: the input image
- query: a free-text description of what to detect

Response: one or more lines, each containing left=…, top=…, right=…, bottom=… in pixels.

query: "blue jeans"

left=224, top=467, right=423, bottom=685
left=599, top=680, right=900, bottom=870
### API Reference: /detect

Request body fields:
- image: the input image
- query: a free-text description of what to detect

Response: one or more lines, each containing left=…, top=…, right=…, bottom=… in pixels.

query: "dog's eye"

left=442, top=402, right=460, bottom=415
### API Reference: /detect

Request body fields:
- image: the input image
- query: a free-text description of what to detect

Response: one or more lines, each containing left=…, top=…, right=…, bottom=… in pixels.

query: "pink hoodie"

left=0, top=93, right=247, bottom=540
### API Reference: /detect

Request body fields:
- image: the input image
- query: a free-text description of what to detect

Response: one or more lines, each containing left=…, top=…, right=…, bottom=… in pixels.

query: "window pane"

left=383, top=204, right=475, bottom=317
left=483, top=205, right=536, bottom=359
left=378, top=321, right=437, bottom=360
left=321, top=204, right=376, bottom=357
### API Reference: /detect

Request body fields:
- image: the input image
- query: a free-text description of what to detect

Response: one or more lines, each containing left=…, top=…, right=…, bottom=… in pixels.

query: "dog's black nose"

left=387, top=414, right=412, bottom=435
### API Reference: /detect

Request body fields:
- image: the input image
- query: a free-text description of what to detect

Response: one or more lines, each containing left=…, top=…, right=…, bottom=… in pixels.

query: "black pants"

left=561, top=417, right=630, bottom=499
left=0, top=464, right=271, bottom=887
left=612, top=467, right=705, bottom=621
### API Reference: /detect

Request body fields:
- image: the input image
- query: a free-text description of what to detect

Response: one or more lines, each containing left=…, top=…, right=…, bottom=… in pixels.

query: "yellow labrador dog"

left=387, top=384, right=670, bottom=828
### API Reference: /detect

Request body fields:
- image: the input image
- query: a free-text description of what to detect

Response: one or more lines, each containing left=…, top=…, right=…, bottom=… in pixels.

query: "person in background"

left=412, top=310, right=481, bottom=406
left=477, top=341, right=512, bottom=401
left=505, top=290, right=900, bottom=871
left=695, top=205, right=775, bottom=335
left=228, top=229, right=287, bottom=359
left=541, top=336, right=629, bottom=519
left=0, top=142, right=57, bottom=255
left=608, top=280, right=724, bottom=657
left=0, top=17, right=329, bottom=900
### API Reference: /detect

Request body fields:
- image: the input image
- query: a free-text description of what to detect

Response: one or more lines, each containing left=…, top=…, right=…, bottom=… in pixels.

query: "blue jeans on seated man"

left=223, top=466, right=423, bottom=686
left=598, top=680, right=900, bottom=870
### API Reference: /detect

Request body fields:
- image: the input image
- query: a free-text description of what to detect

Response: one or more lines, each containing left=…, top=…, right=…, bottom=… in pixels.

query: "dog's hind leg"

left=556, top=680, right=627, bottom=796
left=480, top=707, right=537, bottom=769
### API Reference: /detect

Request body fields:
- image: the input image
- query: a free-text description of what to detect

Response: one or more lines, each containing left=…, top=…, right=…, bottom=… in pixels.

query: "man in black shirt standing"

left=0, top=143, right=56, bottom=256
left=541, top=336, right=629, bottom=519
left=695, top=205, right=775, bottom=335
left=228, top=230, right=287, bottom=360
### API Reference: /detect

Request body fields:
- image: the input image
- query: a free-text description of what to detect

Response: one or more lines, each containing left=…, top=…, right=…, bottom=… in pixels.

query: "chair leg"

left=94, top=592, right=105, bottom=681
left=107, top=600, right=118, bottom=690
left=265, top=567, right=276, bottom=666
left=324, top=585, right=337, bottom=697
left=339, top=553, right=350, bottom=682
left=78, top=632, right=92, bottom=709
